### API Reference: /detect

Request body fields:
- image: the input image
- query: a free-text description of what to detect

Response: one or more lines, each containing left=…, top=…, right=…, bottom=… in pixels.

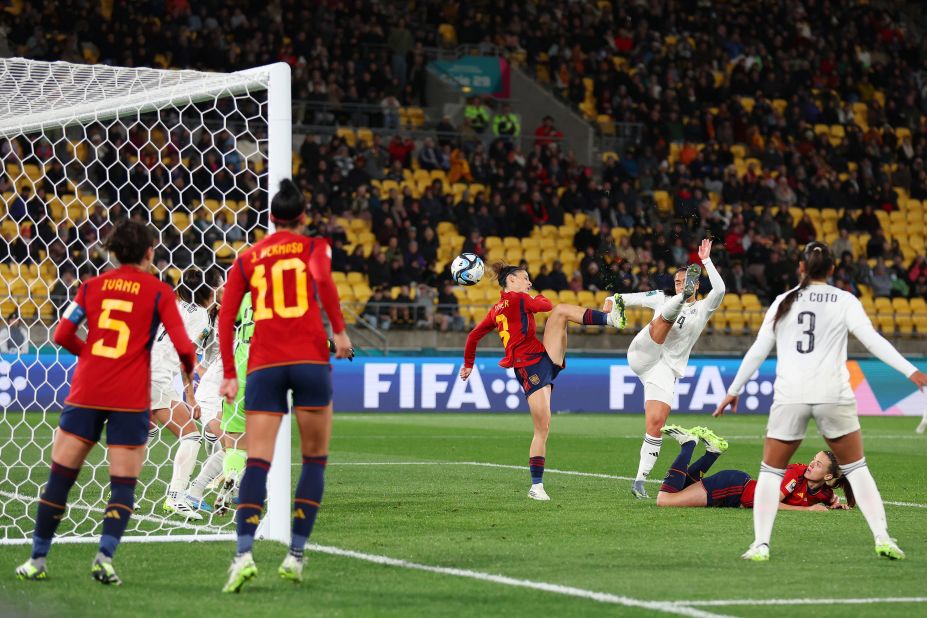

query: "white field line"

left=0, top=489, right=231, bottom=545
left=679, top=597, right=927, bottom=607
left=324, top=461, right=927, bottom=508
left=306, top=543, right=734, bottom=618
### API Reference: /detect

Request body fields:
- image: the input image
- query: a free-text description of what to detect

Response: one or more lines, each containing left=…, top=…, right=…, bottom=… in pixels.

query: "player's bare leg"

left=525, top=386, right=552, bottom=501
left=16, top=432, right=94, bottom=581
left=280, top=404, right=334, bottom=583
left=824, top=430, right=902, bottom=559
left=656, top=482, right=709, bottom=507
left=153, top=402, right=203, bottom=520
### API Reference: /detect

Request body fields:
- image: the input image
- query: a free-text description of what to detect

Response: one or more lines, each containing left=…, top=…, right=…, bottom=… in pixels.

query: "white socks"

left=752, top=462, right=785, bottom=547
left=660, top=293, right=686, bottom=322
left=169, top=434, right=201, bottom=494
left=840, top=458, right=889, bottom=542
left=636, top=434, right=663, bottom=481
left=188, top=449, right=225, bottom=500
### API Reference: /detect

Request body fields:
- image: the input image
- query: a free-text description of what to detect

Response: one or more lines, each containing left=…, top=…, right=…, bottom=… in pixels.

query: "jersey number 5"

left=796, top=311, right=815, bottom=354
left=495, top=314, right=510, bottom=347
left=251, top=258, right=309, bottom=321
left=91, top=299, right=133, bottom=359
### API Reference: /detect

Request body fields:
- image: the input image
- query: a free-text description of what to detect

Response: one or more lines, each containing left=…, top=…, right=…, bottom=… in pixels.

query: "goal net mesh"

left=0, top=58, right=278, bottom=542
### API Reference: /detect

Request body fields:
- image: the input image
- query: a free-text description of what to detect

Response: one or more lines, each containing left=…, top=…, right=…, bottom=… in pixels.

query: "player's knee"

left=655, top=492, right=667, bottom=507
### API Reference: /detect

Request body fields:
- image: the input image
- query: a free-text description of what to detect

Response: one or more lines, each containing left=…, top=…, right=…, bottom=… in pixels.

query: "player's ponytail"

left=823, top=450, right=856, bottom=508
left=772, top=241, right=834, bottom=330
left=490, top=261, right=523, bottom=289
left=270, top=178, right=305, bottom=226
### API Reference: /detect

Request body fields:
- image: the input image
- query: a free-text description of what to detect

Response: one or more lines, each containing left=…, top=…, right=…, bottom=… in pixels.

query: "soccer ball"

left=451, top=253, right=485, bottom=286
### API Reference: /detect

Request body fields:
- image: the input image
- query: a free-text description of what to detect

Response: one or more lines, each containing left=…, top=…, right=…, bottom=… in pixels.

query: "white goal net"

left=0, top=58, right=292, bottom=544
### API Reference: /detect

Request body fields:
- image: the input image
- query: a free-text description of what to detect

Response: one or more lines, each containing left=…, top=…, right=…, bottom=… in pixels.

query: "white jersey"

left=622, top=258, right=725, bottom=377
left=151, top=300, right=210, bottom=383
left=728, top=282, right=918, bottom=404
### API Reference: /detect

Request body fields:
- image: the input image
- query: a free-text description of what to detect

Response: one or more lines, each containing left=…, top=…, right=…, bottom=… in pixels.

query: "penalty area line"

left=307, top=543, right=734, bottom=618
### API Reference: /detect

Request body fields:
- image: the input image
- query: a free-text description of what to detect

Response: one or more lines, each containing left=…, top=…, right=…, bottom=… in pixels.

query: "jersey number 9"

left=251, top=258, right=309, bottom=321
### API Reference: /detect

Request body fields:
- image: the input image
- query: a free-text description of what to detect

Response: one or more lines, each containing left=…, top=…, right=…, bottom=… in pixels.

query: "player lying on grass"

left=602, top=238, right=724, bottom=499
left=148, top=268, right=215, bottom=520
left=715, top=242, right=927, bottom=561
left=16, top=221, right=196, bottom=586
left=460, top=261, right=626, bottom=501
left=219, top=179, right=353, bottom=592
left=187, top=290, right=254, bottom=515
left=655, top=425, right=853, bottom=511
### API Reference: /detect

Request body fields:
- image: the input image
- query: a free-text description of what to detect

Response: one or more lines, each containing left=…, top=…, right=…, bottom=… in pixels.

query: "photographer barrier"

left=3, top=354, right=924, bottom=416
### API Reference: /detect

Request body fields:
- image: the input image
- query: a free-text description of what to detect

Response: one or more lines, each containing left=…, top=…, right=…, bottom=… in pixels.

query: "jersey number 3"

left=251, top=258, right=309, bottom=321
left=796, top=311, right=815, bottom=354
left=91, top=299, right=133, bottom=359
left=495, top=314, right=510, bottom=347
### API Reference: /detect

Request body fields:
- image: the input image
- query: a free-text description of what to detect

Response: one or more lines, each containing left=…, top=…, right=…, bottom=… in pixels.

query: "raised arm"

left=700, top=246, right=725, bottom=311
left=846, top=299, right=926, bottom=388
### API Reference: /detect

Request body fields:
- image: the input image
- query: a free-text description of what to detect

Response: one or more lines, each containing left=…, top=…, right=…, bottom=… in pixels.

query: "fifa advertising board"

left=3, top=355, right=925, bottom=416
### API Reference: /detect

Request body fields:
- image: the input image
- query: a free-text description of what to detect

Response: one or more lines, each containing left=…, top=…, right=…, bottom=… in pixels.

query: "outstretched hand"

left=909, top=370, right=927, bottom=392
left=698, top=238, right=713, bottom=262
left=713, top=393, right=738, bottom=417
left=459, top=366, right=472, bottom=381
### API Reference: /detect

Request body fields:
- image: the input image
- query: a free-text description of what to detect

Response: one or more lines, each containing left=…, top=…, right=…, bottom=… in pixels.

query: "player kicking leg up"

left=16, top=222, right=196, bottom=585
left=460, top=262, right=624, bottom=502
left=604, top=239, right=724, bottom=499
left=218, top=179, right=352, bottom=592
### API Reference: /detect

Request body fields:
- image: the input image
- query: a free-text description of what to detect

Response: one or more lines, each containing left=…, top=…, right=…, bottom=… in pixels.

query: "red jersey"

left=464, top=291, right=552, bottom=369
left=55, top=265, right=196, bottom=411
left=219, top=230, right=345, bottom=379
left=780, top=463, right=837, bottom=507
left=737, top=464, right=837, bottom=509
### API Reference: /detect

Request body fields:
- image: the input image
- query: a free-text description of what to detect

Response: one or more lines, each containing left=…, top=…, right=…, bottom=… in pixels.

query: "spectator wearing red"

left=534, top=116, right=563, bottom=148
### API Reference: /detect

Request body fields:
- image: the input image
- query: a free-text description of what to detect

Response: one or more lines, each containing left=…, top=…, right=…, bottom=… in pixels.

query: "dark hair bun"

left=270, top=178, right=305, bottom=222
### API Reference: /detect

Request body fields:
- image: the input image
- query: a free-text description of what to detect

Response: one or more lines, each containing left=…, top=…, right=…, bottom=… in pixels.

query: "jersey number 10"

left=251, top=258, right=310, bottom=321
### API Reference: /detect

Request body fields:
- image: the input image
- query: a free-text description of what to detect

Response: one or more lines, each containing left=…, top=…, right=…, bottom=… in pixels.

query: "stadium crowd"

left=2, top=0, right=927, bottom=336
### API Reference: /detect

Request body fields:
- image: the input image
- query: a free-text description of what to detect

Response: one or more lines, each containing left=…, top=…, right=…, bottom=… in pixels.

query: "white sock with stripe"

left=635, top=434, right=663, bottom=481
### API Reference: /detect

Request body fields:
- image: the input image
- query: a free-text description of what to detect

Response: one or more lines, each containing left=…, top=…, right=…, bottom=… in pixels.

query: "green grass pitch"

left=1, top=413, right=926, bottom=617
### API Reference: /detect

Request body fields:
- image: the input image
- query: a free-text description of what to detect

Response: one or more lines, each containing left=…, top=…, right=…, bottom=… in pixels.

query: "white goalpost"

left=0, top=58, right=292, bottom=545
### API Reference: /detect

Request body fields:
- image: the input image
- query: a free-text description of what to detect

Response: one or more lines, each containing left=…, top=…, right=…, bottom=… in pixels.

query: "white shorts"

left=195, top=365, right=224, bottom=427
left=150, top=377, right=180, bottom=411
left=767, top=401, right=861, bottom=441
left=627, top=328, right=677, bottom=407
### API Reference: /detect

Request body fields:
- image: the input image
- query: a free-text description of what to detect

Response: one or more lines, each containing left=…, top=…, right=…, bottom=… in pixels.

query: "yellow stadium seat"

left=741, top=293, right=761, bottom=308
left=891, top=298, right=910, bottom=312
left=335, top=127, right=356, bottom=147
left=346, top=272, right=365, bottom=284
left=558, top=291, right=578, bottom=305
left=875, top=313, right=895, bottom=334
left=896, top=314, right=914, bottom=336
